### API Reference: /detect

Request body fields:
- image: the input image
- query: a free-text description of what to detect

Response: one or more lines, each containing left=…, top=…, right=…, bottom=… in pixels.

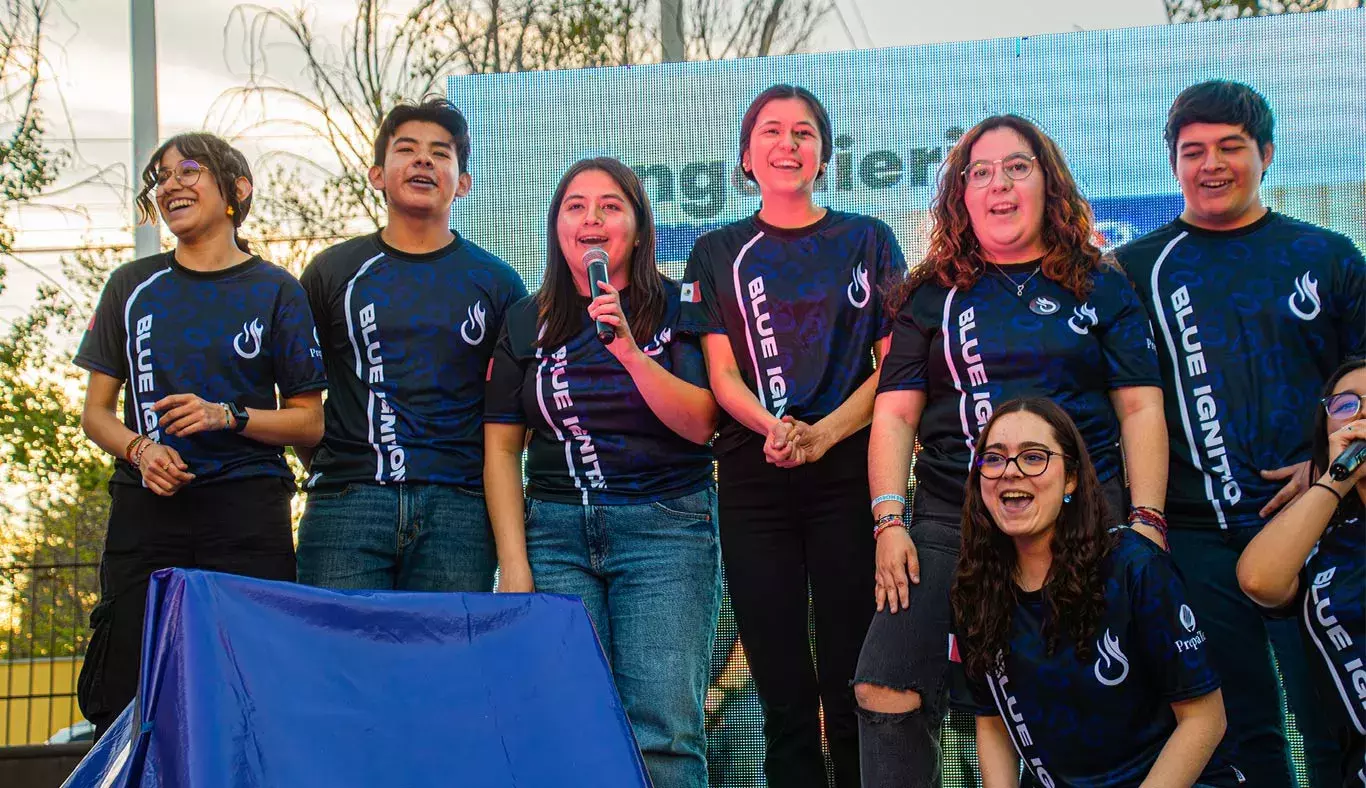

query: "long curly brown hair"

left=890, top=115, right=1106, bottom=312
left=951, top=398, right=1118, bottom=681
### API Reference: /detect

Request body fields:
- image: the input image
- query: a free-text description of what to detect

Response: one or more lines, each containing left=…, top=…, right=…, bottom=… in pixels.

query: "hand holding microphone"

left=1328, top=423, right=1366, bottom=482
left=585, top=247, right=616, bottom=345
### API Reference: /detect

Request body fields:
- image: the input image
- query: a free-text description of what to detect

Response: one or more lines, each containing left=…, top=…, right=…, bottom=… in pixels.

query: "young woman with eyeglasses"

left=855, top=115, right=1168, bottom=786
left=954, top=398, right=1241, bottom=787
left=73, top=133, right=325, bottom=738
left=1239, top=359, right=1366, bottom=786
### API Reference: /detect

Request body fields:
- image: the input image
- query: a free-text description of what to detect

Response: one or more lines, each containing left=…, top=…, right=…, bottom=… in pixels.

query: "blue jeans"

left=296, top=482, right=496, bottom=592
left=525, top=487, right=722, bottom=788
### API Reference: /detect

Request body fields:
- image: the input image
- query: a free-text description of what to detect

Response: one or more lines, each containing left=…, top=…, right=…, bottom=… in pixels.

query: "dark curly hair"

left=135, top=132, right=253, bottom=253
left=951, top=397, right=1117, bottom=681
left=890, top=115, right=1107, bottom=312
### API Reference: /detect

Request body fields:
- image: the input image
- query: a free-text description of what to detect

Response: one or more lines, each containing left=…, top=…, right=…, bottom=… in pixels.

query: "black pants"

left=77, top=476, right=297, bottom=739
left=717, top=429, right=875, bottom=788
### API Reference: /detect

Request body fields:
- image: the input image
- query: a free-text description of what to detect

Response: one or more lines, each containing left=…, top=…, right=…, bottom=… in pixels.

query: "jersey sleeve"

left=484, top=319, right=528, bottom=425
left=678, top=237, right=725, bottom=335
left=1098, top=271, right=1163, bottom=388
left=493, top=267, right=531, bottom=337
left=1128, top=542, right=1222, bottom=703
left=668, top=334, right=710, bottom=389
left=874, top=223, right=909, bottom=339
left=876, top=293, right=932, bottom=394
left=271, top=277, right=328, bottom=398
left=73, top=272, right=131, bottom=379
left=1333, top=239, right=1366, bottom=360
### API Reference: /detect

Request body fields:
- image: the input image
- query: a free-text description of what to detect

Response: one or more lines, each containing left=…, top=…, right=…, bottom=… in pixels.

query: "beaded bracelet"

left=873, top=513, right=907, bottom=541
left=1128, top=505, right=1169, bottom=548
left=124, top=435, right=146, bottom=465
left=130, top=437, right=153, bottom=469
left=870, top=493, right=907, bottom=513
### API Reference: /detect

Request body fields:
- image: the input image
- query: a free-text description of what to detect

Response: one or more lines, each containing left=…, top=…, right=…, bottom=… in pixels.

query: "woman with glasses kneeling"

left=483, top=157, right=721, bottom=788
left=954, top=398, right=1242, bottom=787
left=74, top=133, right=326, bottom=739
left=1239, top=359, right=1366, bottom=786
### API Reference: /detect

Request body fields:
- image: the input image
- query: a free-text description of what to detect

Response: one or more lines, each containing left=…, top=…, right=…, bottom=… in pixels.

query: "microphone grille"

left=583, top=246, right=610, bottom=266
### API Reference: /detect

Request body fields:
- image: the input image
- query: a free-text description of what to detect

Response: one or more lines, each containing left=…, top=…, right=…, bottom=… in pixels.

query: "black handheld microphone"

left=584, top=247, right=615, bottom=345
left=1329, top=439, right=1366, bottom=481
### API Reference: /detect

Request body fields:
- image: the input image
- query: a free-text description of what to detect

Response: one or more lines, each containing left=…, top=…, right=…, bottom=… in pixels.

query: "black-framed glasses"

left=154, top=160, right=208, bottom=191
left=976, top=448, right=1066, bottom=479
left=961, top=153, right=1037, bottom=189
left=1323, top=392, right=1363, bottom=420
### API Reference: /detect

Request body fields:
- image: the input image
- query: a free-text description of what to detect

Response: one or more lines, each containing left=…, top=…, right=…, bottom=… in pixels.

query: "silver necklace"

left=988, top=263, right=1042, bottom=297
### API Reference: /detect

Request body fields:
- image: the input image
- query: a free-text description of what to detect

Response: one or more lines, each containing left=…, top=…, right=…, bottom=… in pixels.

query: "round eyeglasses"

left=1323, top=392, right=1363, bottom=421
left=153, top=161, right=208, bottom=191
left=976, top=448, right=1066, bottom=479
left=961, top=154, right=1037, bottom=189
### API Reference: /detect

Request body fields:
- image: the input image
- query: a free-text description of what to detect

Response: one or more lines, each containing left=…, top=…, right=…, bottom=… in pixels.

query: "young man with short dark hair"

left=297, top=97, right=527, bottom=591
left=1116, top=79, right=1363, bottom=786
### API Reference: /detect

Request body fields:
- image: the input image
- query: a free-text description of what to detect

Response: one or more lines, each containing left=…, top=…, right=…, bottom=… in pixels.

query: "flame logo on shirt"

left=1068, top=303, right=1098, bottom=336
left=233, top=318, right=265, bottom=359
left=847, top=261, right=871, bottom=309
left=1093, top=628, right=1130, bottom=687
left=642, top=327, right=672, bottom=357
left=460, top=300, right=487, bottom=346
left=1287, top=271, right=1321, bottom=321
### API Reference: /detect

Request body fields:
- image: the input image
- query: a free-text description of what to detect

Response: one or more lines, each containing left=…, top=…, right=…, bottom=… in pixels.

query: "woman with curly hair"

left=953, top=398, right=1237, bottom=786
left=855, top=115, right=1168, bottom=785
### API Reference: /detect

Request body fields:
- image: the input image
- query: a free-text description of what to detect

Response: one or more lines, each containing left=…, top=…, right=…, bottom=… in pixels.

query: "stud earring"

left=1063, top=493, right=1073, bottom=504
left=226, top=205, right=235, bottom=217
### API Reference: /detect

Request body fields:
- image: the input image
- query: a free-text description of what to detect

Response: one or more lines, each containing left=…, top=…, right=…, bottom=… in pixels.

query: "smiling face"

left=154, top=146, right=241, bottom=241
left=555, top=168, right=638, bottom=290
left=368, top=120, right=471, bottom=217
left=742, top=97, right=825, bottom=198
left=979, top=411, right=1077, bottom=545
left=1174, top=122, right=1272, bottom=231
left=962, top=127, right=1047, bottom=264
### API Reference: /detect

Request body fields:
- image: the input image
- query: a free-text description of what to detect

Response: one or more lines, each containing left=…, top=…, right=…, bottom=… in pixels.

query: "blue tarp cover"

left=64, top=569, right=649, bottom=787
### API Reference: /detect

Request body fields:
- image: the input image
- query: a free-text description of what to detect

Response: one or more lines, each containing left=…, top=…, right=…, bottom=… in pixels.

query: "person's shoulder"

left=303, top=234, right=382, bottom=278
left=108, top=251, right=174, bottom=286
left=247, top=258, right=304, bottom=286
left=1109, top=527, right=1174, bottom=579
left=694, top=216, right=761, bottom=251
left=1268, top=213, right=1360, bottom=256
left=499, top=293, right=542, bottom=350
left=455, top=235, right=520, bottom=277
left=1112, top=219, right=1185, bottom=268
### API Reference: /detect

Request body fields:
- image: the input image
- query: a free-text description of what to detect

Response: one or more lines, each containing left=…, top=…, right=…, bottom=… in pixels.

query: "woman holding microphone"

left=484, top=157, right=721, bottom=788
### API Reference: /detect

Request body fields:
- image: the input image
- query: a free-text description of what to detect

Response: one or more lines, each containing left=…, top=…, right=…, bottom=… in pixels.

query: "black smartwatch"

left=227, top=401, right=250, bottom=433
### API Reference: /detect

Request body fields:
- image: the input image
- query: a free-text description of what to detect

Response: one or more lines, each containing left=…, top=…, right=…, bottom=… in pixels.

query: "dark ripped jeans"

left=854, top=479, right=1127, bottom=788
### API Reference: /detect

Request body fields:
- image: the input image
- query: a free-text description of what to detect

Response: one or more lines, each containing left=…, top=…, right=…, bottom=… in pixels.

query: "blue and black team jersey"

left=1116, top=212, right=1366, bottom=530
left=74, top=252, right=326, bottom=487
left=963, top=529, right=1244, bottom=787
left=485, top=280, right=714, bottom=505
left=1296, top=504, right=1365, bottom=786
left=880, top=262, right=1160, bottom=505
left=678, top=210, right=906, bottom=456
left=301, top=232, right=527, bottom=489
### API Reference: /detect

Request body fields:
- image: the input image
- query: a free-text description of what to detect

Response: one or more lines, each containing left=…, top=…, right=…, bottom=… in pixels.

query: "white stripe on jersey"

left=1301, top=566, right=1366, bottom=736
left=985, top=671, right=1050, bottom=785
left=343, top=252, right=389, bottom=483
left=730, top=231, right=769, bottom=409
left=533, top=344, right=588, bottom=506
left=122, top=267, right=173, bottom=438
left=343, top=253, right=384, bottom=379
left=939, top=287, right=975, bottom=465
left=1148, top=232, right=1228, bottom=528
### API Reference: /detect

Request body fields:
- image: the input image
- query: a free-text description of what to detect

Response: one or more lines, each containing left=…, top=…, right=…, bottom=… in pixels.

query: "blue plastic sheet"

left=64, top=569, right=649, bottom=787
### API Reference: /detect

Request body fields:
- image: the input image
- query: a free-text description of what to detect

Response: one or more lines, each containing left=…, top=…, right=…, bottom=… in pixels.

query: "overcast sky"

left=4, top=0, right=1171, bottom=317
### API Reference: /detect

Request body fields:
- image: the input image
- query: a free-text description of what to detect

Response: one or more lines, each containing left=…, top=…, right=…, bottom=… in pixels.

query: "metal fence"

left=0, top=560, right=97, bottom=747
